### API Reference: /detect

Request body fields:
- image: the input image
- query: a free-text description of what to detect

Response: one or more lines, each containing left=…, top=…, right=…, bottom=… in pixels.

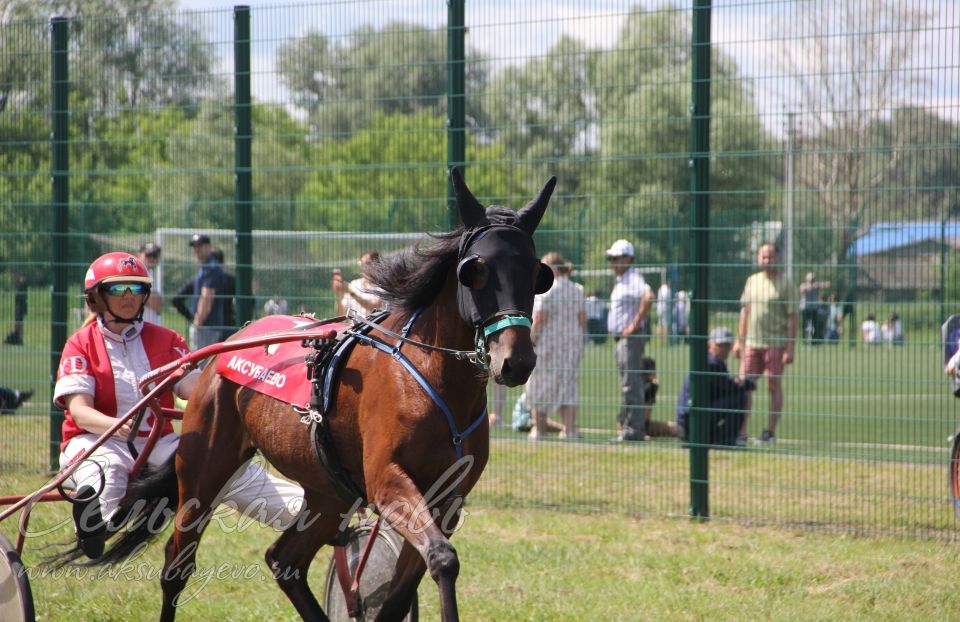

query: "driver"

left=55, top=252, right=303, bottom=559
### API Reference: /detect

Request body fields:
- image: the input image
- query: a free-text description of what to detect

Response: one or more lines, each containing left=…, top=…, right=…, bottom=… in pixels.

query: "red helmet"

left=84, top=252, right=152, bottom=292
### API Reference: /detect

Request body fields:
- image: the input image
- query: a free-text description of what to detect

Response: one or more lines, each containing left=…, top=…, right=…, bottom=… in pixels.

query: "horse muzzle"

left=487, top=326, right=538, bottom=386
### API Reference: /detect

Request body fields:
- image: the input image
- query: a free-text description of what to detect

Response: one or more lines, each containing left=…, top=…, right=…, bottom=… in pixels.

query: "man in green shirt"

left=732, top=243, right=798, bottom=445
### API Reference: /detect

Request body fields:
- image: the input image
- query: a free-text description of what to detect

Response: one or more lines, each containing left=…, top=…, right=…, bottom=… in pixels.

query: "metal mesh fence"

left=1, top=0, right=958, bottom=538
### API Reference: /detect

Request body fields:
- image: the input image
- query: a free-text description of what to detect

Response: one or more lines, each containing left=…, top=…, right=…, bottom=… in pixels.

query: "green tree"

left=298, top=111, right=508, bottom=232
left=276, top=22, right=489, bottom=141
left=1, top=0, right=218, bottom=115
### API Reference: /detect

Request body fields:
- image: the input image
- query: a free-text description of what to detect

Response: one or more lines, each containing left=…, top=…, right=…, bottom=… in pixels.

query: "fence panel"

left=0, top=1, right=957, bottom=538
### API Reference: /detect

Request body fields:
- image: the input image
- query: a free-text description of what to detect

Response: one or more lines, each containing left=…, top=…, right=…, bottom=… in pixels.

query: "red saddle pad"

left=216, top=315, right=346, bottom=406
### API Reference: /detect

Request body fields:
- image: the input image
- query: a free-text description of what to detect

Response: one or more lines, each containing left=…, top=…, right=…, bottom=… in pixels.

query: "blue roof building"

left=849, top=221, right=960, bottom=296
left=848, top=221, right=960, bottom=258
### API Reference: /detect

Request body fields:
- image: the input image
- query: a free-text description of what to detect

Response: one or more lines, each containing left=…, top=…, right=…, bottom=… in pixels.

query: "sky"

left=176, top=0, right=960, bottom=134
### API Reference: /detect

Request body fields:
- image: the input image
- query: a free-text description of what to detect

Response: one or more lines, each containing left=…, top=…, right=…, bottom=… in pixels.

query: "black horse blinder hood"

left=455, top=225, right=554, bottom=332
left=449, top=167, right=557, bottom=336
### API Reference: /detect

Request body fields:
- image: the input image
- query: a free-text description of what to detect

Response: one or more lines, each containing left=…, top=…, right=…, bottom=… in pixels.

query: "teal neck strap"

left=483, top=315, right=532, bottom=338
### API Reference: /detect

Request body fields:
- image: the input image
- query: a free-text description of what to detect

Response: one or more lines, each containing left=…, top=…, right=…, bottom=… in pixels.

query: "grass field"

left=2, top=470, right=957, bottom=622
left=1, top=291, right=959, bottom=618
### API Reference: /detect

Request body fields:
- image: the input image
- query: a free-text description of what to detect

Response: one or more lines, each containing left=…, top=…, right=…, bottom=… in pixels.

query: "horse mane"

left=366, top=226, right=465, bottom=311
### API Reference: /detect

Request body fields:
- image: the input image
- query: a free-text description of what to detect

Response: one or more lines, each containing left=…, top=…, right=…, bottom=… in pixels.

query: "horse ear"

left=450, top=166, right=486, bottom=229
left=517, top=176, right=557, bottom=235
left=534, top=262, right=554, bottom=294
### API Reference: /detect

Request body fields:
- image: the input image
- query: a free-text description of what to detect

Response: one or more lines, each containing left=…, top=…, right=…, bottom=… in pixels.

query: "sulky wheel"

left=0, top=533, right=35, bottom=622
left=322, top=523, right=418, bottom=621
left=950, top=426, right=960, bottom=521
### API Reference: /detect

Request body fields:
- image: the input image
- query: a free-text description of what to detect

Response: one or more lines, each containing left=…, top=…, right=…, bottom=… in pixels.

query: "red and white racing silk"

left=54, top=319, right=189, bottom=449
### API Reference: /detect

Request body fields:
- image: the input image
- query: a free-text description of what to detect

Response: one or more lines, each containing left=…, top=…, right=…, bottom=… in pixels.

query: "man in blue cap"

left=677, top=326, right=756, bottom=447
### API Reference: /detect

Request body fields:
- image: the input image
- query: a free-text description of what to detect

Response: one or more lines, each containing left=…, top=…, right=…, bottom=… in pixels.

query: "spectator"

left=332, top=251, right=383, bottom=317
left=639, top=357, right=683, bottom=439
left=732, top=242, right=798, bottom=445
left=263, top=296, right=288, bottom=316
left=677, top=327, right=755, bottom=447
left=861, top=313, right=882, bottom=344
left=138, top=242, right=164, bottom=326
left=187, top=234, right=227, bottom=350
left=54, top=252, right=302, bottom=558
left=4, top=271, right=27, bottom=345
left=882, top=312, right=904, bottom=346
left=211, top=248, right=236, bottom=341
left=0, top=385, right=33, bottom=415
left=656, top=281, right=672, bottom=340
left=799, top=272, right=831, bottom=343
left=673, top=289, right=689, bottom=345
left=525, top=252, right=587, bottom=440
left=171, top=279, right=194, bottom=323
left=585, top=290, right=608, bottom=345
left=605, top=239, right=655, bottom=441
left=825, top=293, right=843, bottom=342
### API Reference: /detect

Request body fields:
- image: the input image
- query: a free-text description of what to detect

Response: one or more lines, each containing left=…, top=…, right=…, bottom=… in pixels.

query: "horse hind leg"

left=376, top=538, right=427, bottom=621
left=264, top=494, right=345, bottom=622
left=160, top=387, right=251, bottom=620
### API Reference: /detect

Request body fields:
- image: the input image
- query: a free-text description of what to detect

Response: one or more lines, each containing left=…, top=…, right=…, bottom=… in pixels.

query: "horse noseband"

left=483, top=315, right=532, bottom=338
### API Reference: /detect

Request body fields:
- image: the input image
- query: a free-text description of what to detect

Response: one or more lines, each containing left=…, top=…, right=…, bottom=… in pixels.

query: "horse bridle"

left=345, top=308, right=491, bottom=371
left=347, top=223, right=539, bottom=370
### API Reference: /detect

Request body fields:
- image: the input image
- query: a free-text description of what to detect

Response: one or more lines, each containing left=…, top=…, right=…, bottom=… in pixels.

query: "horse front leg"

left=373, top=464, right=463, bottom=622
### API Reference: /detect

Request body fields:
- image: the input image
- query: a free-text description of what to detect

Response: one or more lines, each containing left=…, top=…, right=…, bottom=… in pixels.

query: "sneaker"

left=735, top=434, right=749, bottom=447
left=758, top=430, right=776, bottom=445
left=72, top=485, right=106, bottom=559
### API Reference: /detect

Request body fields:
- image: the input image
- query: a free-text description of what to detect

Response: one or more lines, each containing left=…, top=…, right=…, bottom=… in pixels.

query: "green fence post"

left=49, top=16, right=69, bottom=471
left=446, top=0, right=465, bottom=228
left=234, top=5, right=253, bottom=326
left=847, top=216, right=858, bottom=348
left=941, top=213, right=947, bottom=327
left=688, top=0, right=712, bottom=519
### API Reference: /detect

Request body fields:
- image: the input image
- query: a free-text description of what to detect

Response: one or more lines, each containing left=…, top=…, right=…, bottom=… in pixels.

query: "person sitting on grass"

left=639, top=357, right=683, bottom=439
left=0, top=385, right=33, bottom=414
left=677, top=327, right=755, bottom=448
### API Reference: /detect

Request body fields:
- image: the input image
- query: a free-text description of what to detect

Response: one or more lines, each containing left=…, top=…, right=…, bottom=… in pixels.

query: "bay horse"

left=85, top=168, right=556, bottom=621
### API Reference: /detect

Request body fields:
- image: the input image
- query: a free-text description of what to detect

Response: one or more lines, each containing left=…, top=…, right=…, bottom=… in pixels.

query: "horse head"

left=450, top=166, right=557, bottom=386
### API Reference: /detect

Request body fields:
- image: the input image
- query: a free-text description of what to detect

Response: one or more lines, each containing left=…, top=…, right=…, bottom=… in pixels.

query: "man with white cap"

left=606, top=239, right=655, bottom=441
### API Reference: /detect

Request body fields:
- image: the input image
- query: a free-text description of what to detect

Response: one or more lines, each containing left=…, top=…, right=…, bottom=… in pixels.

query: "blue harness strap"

left=352, top=308, right=488, bottom=460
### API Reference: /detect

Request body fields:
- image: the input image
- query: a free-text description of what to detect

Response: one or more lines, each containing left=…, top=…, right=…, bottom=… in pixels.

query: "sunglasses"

left=102, top=283, right=148, bottom=297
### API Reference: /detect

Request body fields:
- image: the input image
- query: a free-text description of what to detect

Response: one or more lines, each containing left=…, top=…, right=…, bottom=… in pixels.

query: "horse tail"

left=43, top=456, right=179, bottom=569
left=96, top=456, right=179, bottom=564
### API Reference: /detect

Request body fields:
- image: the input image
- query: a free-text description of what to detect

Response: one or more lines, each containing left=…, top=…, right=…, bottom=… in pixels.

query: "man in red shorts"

left=732, top=243, right=798, bottom=445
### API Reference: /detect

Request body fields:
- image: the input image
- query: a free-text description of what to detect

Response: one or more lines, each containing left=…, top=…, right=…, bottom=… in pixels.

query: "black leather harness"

left=303, top=311, right=390, bottom=507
